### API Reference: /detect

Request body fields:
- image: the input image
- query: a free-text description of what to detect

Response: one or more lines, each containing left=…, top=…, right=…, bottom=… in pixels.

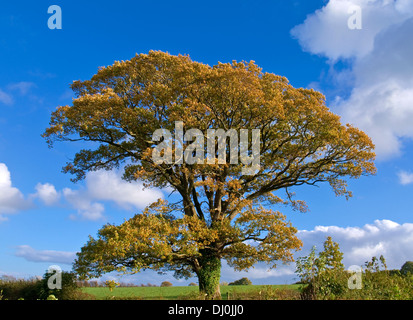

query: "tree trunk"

left=196, top=249, right=221, bottom=300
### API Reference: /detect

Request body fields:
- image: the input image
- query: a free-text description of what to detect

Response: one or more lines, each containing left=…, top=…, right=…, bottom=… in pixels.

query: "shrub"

left=37, top=270, right=83, bottom=300
left=161, top=281, right=173, bottom=287
left=228, top=277, right=252, bottom=286
left=300, top=269, right=348, bottom=300
left=188, top=282, right=198, bottom=286
left=346, top=267, right=413, bottom=300
left=400, top=261, right=413, bottom=276
left=0, top=273, right=94, bottom=300
left=0, top=278, right=40, bottom=300
left=296, top=238, right=413, bottom=300
left=298, top=254, right=413, bottom=300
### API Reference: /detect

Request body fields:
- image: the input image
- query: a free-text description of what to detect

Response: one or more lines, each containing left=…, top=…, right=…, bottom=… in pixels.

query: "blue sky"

left=1, top=0, right=413, bottom=285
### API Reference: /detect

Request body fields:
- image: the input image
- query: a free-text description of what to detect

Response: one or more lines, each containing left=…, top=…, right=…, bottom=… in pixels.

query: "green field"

left=82, top=284, right=301, bottom=300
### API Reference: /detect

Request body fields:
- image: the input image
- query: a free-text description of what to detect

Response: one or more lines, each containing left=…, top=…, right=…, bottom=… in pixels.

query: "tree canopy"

left=43, top=50, right=376, bottom=298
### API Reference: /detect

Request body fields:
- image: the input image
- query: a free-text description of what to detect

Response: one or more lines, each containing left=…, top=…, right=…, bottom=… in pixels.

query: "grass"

left=81, top=284, right=301, bottom=300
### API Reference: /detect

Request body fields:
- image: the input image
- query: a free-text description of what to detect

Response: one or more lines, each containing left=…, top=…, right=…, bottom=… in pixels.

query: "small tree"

left=400, top=261, right=413, bottom=276
left=105, top=280, right=119, bottom=292
left=296, top=237, right=346, bottom=299
left=317, top=236, right=345, bottom=272
left=161, top=281, right=173, bottom=287
left=229, top=277, right=252, bottom=286
left=365, top=255, right=387, bottom=272
left=295, top=246, right=318, bottom=284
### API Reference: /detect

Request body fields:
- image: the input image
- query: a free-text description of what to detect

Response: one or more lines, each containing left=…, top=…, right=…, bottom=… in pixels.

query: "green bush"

left=0, top=277, right=40, bottom=300
left=228, top=277, right=252, bottom=286
left=300, top=269, right=348, bottom=300
left=37, top=270, right=85, bottom=300
left=400, top=261, right=413, bottom=276
left=296, top=238, right=413, bottom=300
left=298, top=255, right=413, bottom=300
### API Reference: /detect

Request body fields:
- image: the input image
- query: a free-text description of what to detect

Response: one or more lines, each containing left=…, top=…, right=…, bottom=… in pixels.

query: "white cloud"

left=0, top=163, right=32, bottom=221
left=0, top=89, right=13, bottom=105
left=15, top=245, right=76, bottom=265
left=63, top=169, right=164, bottom=221
left=397, top=170, right=413, bottom=185
left=292, top=0, right=413, bottom=159
left=33, top=182, right=61, bottom=206
left=7, top=81, right=36, bottom=95
left=0, top=82, right=36, bottom=106
left=351, top=242, right=385, bottom=260
left=0, top=163, right=163, bottom=222
left=291, top=0, right=413, bottom=61
left=63, top=187, right=106, bottom=221
left=85, top=170, right=163, bottom=210
left=336, top=18, right=413, bottom=158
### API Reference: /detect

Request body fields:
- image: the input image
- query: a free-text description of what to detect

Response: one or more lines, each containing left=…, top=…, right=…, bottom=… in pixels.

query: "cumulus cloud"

left=15, top=245, right=76, bottom=265
left=63, top=169, right=164, bottom=221
left=0, top=163, right=32, bottom=221
left=63, top=187, right=106, bottom=221
left=0, top=89, right=13, bottom=105
left=0, top=162, right=164, bottom=222
left=337, top=17, right=413, bottom=158
left=292, top=0, right=413, bottom=159
left=0, top=82, right=36, bottom=106
left=7, top=81, right=36, bottom=96
left=33, top=183, right=61, bottom=206
left=397, top=170, right=413, bottom=185
left=85, top=170, right=163, bottom=210
left=291, top=0, right=413, bottom=61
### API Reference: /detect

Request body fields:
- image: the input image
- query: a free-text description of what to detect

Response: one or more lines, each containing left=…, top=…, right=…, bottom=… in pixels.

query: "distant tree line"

left=75, top=280, right=159, bottom=287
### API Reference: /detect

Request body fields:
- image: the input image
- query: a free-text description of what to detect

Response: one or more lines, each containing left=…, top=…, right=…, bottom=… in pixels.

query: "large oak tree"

left=43, top=51, right=376, bottom=299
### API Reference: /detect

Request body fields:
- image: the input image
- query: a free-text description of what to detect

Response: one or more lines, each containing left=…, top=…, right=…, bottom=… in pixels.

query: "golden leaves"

left=49, top=50, right=376, bottom=280
left=43, top=50, right=376, bottom=201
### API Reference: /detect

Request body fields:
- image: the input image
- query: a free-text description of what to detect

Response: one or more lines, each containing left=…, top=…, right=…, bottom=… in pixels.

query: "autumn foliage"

left=43, top=51, right=376, bottom=299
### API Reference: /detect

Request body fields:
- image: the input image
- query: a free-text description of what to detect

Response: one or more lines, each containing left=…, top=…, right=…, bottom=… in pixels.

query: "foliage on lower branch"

left=73, top=199, right=302, bottom=281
